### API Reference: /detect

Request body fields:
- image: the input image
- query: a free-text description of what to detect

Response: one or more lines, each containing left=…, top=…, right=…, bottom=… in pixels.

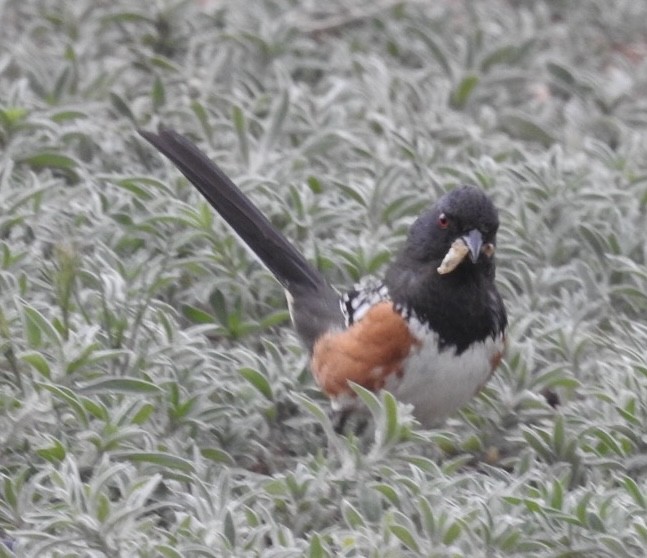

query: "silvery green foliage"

left=0, top=0, right=646, bottom=555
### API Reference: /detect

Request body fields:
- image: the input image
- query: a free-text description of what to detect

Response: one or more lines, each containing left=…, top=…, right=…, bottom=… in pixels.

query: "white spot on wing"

left=285, top=289, right=295, bottom=322
left=341, top=280, right=390, bottom=325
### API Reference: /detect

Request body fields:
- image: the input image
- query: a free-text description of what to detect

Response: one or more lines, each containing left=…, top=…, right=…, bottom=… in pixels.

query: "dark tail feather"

left=139, top=127, right=326, bottom=293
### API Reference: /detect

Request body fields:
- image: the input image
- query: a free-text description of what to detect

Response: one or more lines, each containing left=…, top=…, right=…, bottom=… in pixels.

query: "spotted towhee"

left=140, top=128, right=507, bottom=427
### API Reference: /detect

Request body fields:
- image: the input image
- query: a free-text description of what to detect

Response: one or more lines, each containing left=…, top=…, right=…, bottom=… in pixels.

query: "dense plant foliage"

left=1, top=0, right=647, bottom=555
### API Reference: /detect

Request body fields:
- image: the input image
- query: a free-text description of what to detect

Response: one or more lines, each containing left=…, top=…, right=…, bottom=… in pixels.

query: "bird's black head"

left=385, top=185, right=505, bottom=352
left=405, top=185, right=499, bottom=272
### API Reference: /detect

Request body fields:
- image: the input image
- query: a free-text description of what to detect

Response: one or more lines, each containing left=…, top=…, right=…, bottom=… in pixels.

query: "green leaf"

left=200, top=448, right=235, bottom=465
left=341, top=500, right=365, bottom=528
left=590, top=427, right=624, bottom=456
left=461, top=433, right=483, bottom=453
left=0, top=106, right=28, bottom=129
left=382, top=391, right=399, bottom=444
left=308, top=533, right=326, bottom=558
left=623, top=476, right=647, bottom=509
left=21, top=304, right=62, bottom=348
left=169, top=396, right=197, bottom=421
left=66, top=346, right=120, bottom=375
left=418, top=497, right=435, bottom=538
left=410, top=27, right=453, bottom=77
left=3, top=477, right=17, bottom=510
left=390, top=525, right=420, bottom=552
left=110, top=92, right=135, bottom=122
left=552, top=414, right=565, bottom=455
left=209, top=289, right=229, bottom=326
left=191, top=100, right=212, bottom=137
left=224, top=510, right=236, bottom=546
left=522, top=427, right=553, bottom=462
left=50, top=110, right=87, bottom=123
left=156, top=546, right=182, bottom=558
left=130, top=402, right=155, bottom=425
left=260, top=310, right=290, bottom=329
left=100, top=11, right=154, bottom=24
left=182, top=304, right=215, bottom=324
left=151, top=76, right=165, bottom=109
left=20, top=351, right=51, bottom=378
left=546, top=61, right=576, bottom=87
left=442, top=520, right=462, bottom=545
left=481, top=44, right=522, bottom=72
left=499, top=113, right=556, bottom=147
left=350, top=383, right=381, bottom=417
left=587, top=511, right=605, bottom=532
left=97, top=493, right=110, bottom=523
left=36, top=439, right=66, bottom=463
left=81, top=397, right=109, bottom=421
left=232, top=105, right=249, bottom=166
left=78, top=377, right=164, bottom=395
left=550, top=479, right=564, bottom=510
left=19, top=152, right=77, bottom=172
left=115, top=451, right=195, bottom=472
left=293, top=393, right=329, bottom=424
left=260, top=90, right=289, bottom=156
left=307, top=176, right=323, bottom=194
left=38, top=383, right=88, bottom=427
left=576, top=493, right=593, bottom=525
left=373, top=483, right=400, bottom=505
left=239, top=367, right=273, bottom=400
left=450, top=74, right=479, bottom=109
left=112, top=179, right=152, bottom=200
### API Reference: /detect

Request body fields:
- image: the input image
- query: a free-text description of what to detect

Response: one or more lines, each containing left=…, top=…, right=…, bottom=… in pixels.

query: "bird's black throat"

left=386, top=260, right=506, bottom=354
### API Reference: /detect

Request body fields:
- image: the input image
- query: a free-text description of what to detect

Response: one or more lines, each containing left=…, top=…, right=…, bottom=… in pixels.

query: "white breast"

left=385, top=318, right=505, bottom=427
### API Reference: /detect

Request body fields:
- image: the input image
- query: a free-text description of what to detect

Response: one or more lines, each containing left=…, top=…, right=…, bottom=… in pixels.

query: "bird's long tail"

left=139, top=127, right=343, bottom=349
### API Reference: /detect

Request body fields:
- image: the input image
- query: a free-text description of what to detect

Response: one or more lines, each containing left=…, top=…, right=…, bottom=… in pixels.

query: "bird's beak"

left=462, top=229, right=483, bottom=264
left=437, top=229, right=486, bottom=275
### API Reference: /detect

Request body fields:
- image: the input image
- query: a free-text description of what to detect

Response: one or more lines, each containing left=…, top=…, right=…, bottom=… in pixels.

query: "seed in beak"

left=437, top=238, right=470, bottom=275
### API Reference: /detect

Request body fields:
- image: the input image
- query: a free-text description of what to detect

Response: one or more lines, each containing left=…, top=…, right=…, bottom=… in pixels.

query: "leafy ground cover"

left=1, top=0, right=647, bottom=556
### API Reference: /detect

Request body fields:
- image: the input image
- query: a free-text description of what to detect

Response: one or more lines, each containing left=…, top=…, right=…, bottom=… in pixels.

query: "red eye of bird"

left=438, top=213, right=449, bottom=229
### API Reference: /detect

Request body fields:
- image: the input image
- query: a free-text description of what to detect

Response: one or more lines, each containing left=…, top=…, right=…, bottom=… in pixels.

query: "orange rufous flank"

left=311, top=301, right=420, bottom=396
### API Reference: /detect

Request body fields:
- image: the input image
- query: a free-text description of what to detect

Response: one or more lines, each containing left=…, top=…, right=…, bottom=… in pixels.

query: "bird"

left=139, top=127, right=507, bottom=427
